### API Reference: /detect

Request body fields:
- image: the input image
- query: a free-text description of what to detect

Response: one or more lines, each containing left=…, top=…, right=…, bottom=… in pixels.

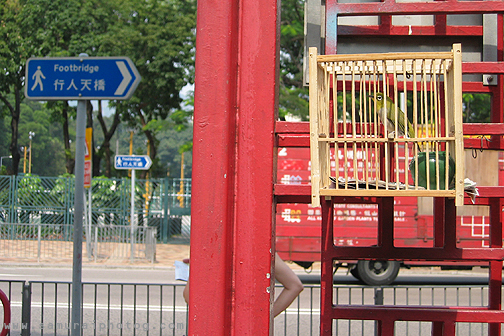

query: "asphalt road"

left=0, top=265, right=493, bottom=285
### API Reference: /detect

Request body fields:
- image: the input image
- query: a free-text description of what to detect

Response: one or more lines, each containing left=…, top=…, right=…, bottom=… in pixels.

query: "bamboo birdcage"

left=308, top=44, right=464, bottom=207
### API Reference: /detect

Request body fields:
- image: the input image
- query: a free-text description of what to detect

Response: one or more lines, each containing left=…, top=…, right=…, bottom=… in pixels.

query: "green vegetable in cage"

left=409, top=151, right=456, bottom=190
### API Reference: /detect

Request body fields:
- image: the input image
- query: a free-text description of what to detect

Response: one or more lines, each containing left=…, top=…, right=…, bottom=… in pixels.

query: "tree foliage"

left=462, top=93, right=491, bottom=123
left=279, top=0, right=309, bottom=120
left=1, top=94, right=69, bottom=176
left=0, top=0, right=26, bottom=174
left=103, top=0, right=196, bottom=177
left=0, top=0, right=196, bottom=177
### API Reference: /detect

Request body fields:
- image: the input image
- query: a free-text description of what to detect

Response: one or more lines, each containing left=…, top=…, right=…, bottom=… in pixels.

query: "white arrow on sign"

left=115, top=61, right=133, bottom=96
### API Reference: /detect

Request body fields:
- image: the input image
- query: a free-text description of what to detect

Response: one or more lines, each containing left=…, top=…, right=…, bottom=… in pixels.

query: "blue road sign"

left=25, top=57, right=141, bottom=100
left=115, top=155, right=152, bottom=170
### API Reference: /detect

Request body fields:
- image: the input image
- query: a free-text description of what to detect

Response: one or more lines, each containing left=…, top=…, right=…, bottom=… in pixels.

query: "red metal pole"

left=231, top=0, right=279, bottom=333
left=189, top=0, right=279, bottom=334
left=378, top=319, right=395, bottom=336
left=488, top=198, right=503, bottom=336
left=0, top=289, right=10, bottom=336
left=433, top=198, right=445, bottom=248
left=444, top=198, right=457, bottom=250
left=189, top=0, right=239, bottom=331
left=432, top=320, right=455, bottom=336
left=320, top=197, right=334, bottom=336
left=492, top=13, right=504, bottom=150
left=378, top=197, right=394, bottom=250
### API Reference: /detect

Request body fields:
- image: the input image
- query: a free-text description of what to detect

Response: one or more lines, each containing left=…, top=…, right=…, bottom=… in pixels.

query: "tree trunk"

left=96, top=101, right=121, bottom=178
left=0, top=86, right=22, bottom=175
left=62, top=101, right=75, bottom=174
left=86, top=101, right=102, bottom=176
left=9, top=87, right=21, bottom=175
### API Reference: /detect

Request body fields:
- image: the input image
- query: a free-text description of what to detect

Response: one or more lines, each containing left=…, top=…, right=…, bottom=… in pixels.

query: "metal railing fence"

left=1, top=280, right=502, bottom=336
left=0, top=175, right=191, bottom=243
left=0, top=223, right=156, bottom=263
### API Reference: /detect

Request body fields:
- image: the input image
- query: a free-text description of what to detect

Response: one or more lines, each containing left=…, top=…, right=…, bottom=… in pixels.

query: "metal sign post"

left=71, top=99, right=86, bottom=335
left=114, top=155, right=152, bottom=263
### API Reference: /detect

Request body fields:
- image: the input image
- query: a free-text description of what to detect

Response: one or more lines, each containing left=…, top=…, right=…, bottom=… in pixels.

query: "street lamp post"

left=0, top=156, right=12, bottom=169
left=28, top=132, right=35, bottom=174
left=22, top=147, right=27, bottom=173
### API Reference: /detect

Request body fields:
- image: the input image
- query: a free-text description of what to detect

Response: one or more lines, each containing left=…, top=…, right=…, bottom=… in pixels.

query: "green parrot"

left=370, top=92, right=416, bottom=139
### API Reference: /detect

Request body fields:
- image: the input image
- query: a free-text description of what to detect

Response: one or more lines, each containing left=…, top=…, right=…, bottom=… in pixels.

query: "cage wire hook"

left=472, top=135, right=491, bottom=158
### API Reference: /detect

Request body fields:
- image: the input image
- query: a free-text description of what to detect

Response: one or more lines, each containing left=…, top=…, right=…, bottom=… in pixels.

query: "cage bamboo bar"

left=309, top=44, right=464, bottom=207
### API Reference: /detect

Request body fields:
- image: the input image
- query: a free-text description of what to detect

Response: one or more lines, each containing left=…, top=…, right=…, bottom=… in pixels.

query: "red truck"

left=276, top=146, right=504, bottom=285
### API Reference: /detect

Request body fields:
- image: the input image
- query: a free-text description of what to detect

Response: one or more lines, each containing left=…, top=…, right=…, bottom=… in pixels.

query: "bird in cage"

left=370, top=92, right=415, bottom=139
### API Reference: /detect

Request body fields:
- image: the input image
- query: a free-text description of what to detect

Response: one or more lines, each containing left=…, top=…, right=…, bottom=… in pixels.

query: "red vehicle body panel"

left=276, top=147, right=504, bottom=266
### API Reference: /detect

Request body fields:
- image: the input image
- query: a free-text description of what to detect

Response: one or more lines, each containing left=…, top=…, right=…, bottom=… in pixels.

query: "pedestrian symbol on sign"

left=31, top=66, right=45, bottom=91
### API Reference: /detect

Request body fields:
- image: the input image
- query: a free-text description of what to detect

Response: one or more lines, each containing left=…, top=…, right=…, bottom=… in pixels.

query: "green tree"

left=1, top=0, right=117, bottom=174
left=150, top=121, right=193, bottom=178
left=0, top=0, right=26, bottom=174
left=280, top=0, right=309, bottom=120
left=462, top=93, right=491, bottom=123
left=0, top=96, right=10, bottom=167
left=93, top=101, right=122, bottom=177
left=17, top=101, right=67, bottom=176
left=102, top=0, right=196, bottom=178
left=16, top=0, right=120, bottom=174
left=1, top=93, right=67, bottom=176
left=46, top=101, right=76, bottom=174
left=2, top=0, right=196, bottom=178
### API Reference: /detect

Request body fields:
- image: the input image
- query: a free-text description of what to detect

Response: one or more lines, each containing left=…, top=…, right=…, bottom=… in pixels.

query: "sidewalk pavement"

left=0, top=242, right=190, bottom=269
left=0, top=242, right=314, bottom=272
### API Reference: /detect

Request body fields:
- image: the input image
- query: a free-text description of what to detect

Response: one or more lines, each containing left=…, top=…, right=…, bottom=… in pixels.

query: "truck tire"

left=356, top=260, right=400, bottom=286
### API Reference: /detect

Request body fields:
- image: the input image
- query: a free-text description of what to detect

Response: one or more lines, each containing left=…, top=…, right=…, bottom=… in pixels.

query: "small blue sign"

left=115, top=155, right=152, bottom=170
left=25, top=57, right=141, bottom=100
